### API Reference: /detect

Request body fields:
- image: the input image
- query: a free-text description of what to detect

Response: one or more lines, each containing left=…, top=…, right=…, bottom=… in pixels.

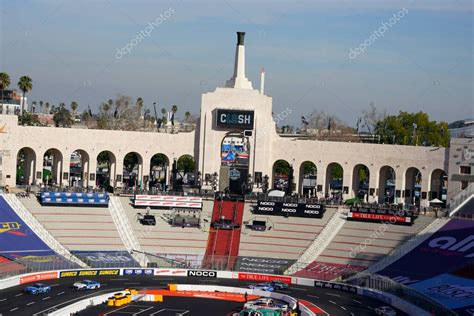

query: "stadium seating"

left=18, top=195, right=126, bottom=251
left=238, top=205, right=337, bottom=260
left=119, top=196, right=211, bottom=266
left=291, top=212, right=434, bottom=279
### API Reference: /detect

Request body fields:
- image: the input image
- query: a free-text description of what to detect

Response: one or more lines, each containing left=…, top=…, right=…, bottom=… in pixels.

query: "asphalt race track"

left=0, top=276, right=407, bottom=315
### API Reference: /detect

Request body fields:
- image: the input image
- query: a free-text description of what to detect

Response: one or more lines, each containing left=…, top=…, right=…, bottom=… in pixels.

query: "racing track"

left=0, top=275, right=407, bottom=315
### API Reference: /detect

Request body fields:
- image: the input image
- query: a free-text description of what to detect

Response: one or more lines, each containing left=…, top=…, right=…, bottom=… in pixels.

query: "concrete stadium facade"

left=0, top=32, right=449, bottom=206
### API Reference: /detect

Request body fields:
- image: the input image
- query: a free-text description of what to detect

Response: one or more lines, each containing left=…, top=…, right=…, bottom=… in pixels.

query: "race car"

left=375, top=306, right=397, bottom=316
left=23, top=283, right=51, bottom=294
left=268, top=281, right=289, bottom=290
left=72, top=279, right=101, bottom=290
left=247, top=283, right=275, bottom=292
left=243, top=298, right=289, bottom=312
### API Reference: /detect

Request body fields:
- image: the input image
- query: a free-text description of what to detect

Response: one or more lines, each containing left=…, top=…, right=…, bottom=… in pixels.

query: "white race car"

left=243, top=298, right=288, bottom=311
left=72, top=280, right=101, bottom=290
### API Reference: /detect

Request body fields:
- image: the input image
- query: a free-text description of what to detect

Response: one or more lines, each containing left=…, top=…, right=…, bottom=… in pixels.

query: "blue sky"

left=0, top=0, right=472, bottom=126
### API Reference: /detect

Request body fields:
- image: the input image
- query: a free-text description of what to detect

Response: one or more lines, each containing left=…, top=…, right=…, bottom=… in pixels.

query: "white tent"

left=429, top=198, right=443, bottom=204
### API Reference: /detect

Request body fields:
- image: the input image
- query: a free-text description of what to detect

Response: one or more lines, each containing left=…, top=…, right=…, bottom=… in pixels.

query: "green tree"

left=53, top=103, right=74, bottom=127
left=70, top=101, right=78, bottom=117
left=331, top=164, right=343, bottom=180
left=302, top=161, right=317, bottom=175
left=177, top=155, right=195, bottom=173
left=375, top=111, right=449, bottom=147
left=0, top=72, right=10, bottom=105
left=273, top=160, right=291, bottom=175
left=184, top=111, right=190, bottom=122
left=17, top=76, right=33, bottom=114
left=124, top=152, right=139, bottom=174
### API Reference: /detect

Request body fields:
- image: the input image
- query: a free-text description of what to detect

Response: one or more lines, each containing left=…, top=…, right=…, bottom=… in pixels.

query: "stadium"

left=0, top=31, right=472, bottom=316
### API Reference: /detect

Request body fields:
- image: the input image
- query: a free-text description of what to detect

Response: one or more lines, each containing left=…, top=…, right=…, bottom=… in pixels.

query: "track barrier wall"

left=0, top=268, right=436, bottom=315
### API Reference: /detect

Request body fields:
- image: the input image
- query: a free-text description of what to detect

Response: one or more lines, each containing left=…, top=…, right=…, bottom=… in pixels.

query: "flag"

left=327, top=118, right=332, bottom=131
left=88, top=106, right=92, bottom=117
left=171, top=112, right=175, bottom=126
left=114, top=107, right=118, bottom=118
left=356, top=117, right=361, bottom=132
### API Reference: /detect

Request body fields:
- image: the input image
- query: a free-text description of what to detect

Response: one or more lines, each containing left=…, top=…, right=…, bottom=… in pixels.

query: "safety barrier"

left=0, top=267, right=435, bottom=316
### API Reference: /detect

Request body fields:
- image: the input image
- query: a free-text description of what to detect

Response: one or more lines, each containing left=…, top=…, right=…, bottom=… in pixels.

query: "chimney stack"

left=225, top=32, right=253, bottom=89
left=260, top=68, right=265, bottom=95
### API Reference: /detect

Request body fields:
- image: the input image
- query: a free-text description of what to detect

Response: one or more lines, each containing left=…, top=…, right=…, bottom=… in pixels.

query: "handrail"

left=285, top=208, right=346, bottom=275
left=108, top=196, right=148, bottom=267
left=1, top=193, right=88, bottom=268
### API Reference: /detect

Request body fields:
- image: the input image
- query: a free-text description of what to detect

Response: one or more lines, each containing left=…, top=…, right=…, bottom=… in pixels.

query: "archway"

left=16, top=147, right=36, bottom=186
left=150, top=153, right=169, bottom=191
left=405, top=167, right=422, bottom=207
left=97, top=151, right=116, bottom=190
left=123, top=152, right=143, bottom=188
left=175, top=155, right=196, bottom=188
left=430, top=168, right=447, bottom=206
left=299, top=161, right=317, bottom=196
left=69, top=150, right=90, bottom=188
left=326, top=163, right=343, bottom=200
left=272, top=160, right=292, bottom=192
left=43, top=148, right=63, bottom=186
left=378, top=166, right=396, bottom=204
left=352, top=164, right=370, bottom=201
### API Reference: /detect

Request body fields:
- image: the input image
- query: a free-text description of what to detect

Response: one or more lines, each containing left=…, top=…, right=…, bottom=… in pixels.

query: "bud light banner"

left=377, top=219, right=474, bottom=284
left=71, top=251, right=139, bottom=268
left=254, top=201, right=325, bottom=218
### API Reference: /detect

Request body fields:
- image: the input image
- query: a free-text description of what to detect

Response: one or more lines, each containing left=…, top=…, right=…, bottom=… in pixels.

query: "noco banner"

left=215, top=109, right=254, bottom=130
left=254, top=201, right=325, bottom=218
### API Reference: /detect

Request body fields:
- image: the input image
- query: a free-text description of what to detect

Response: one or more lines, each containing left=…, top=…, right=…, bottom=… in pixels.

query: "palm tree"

left=17, top=76, right=33, bottom=114
left=161, top=108, right=167, bottom=126
left=45, top=102, right=50, bottom=114
left=171, top=104, right=178, bottom=114
left=184, top=111, right=190, bottom=123
left=39, top=100, right=43, bottom=113
left=0, top=72, right=11, bottom=106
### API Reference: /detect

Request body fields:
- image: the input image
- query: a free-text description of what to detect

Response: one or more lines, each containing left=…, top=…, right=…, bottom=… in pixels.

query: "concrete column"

left=292, top=165, right=300, bottom=194
left=343, top=164, right=353, bottom=200
left=87, top=158, right=97, bottom=188
left=35, top=155, right=44, bottom=185
left=421, top=170, right=430, bottom=208
left=317, top=165, right=326, bottom=199
left=141, top=158, right=151, bottom=189
left=24, top=154, right=36, bottom=185
left=395, top=167, right=404, bottom=204
left=115, top=157, right=124, bottom=188
left=61, top=155, right=70, bottom=187
left=369, top=166, right=378, bottom=203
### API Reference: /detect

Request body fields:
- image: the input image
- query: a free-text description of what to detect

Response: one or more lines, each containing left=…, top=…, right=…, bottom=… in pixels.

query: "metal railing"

left=347, top=273, right=457, bottom=316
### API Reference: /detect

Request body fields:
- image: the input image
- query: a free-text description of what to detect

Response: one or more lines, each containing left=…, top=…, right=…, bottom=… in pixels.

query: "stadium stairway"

left=2, top=194, right=87, bottom=268
left=119, top=196, right=211, bottom=267
left=284, top=208, right=346, bottom=275
left=204, top=199, right=245, bottom=270
left=238, top=206, right=337, bottom=260
left=17, top=194, right=126, bottom=253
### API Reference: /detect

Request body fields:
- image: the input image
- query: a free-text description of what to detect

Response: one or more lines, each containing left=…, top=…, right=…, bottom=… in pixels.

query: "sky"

left=0, top=0, right=472, bottom=127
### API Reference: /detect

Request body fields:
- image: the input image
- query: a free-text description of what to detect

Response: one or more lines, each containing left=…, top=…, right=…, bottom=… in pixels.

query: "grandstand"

left=17, top=194, right=126, bottom=251
left=118, top=196, right=212, bottom=267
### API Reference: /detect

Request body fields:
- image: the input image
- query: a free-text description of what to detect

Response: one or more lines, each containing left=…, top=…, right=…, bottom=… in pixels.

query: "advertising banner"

left=237, top=272, right=292, bottom=284
left=187, top=270, right=217, bottom=278
left=71, top=251, right=139, bottom=268
left=293, top=261, right=366, bottom=281
left=348, top=212, right=411, bottom=224
left=314, top=280, right=358, bottom=294
left=234, top=256, right=295, bottom=275
left=254, top=201, right=325, bottom=218
left=123, top=268, right=154, bottom=276
left=20, top=271, right=58, bottom=284
left=377, top=219, right=474, bottom=284
left=154, top=269, right=188, bottom=276
left=59, top=269, right=120, bottom=277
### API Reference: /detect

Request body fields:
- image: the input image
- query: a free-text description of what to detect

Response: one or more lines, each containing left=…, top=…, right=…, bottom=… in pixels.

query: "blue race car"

left=72, top=279, right=101, bottom=290
left=247, top=283, right=275, bottom=292
left=23, top=283, right=51, bottom=294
